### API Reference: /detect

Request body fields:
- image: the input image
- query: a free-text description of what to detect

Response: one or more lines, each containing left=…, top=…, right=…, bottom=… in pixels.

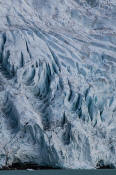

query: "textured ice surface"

left=0, top=0, right=116, bottom=169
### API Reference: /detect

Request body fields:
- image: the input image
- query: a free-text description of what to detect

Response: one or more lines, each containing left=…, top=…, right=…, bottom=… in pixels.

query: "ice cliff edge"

left=0, top=0, right=116, bottom=169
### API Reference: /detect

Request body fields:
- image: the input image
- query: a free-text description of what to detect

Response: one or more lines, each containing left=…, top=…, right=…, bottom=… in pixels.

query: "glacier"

left=0, top=0, right=116, bottom=169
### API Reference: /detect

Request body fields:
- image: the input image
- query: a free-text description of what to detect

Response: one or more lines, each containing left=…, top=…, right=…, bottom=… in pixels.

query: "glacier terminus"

left=0, top=0, right=116, bottom=169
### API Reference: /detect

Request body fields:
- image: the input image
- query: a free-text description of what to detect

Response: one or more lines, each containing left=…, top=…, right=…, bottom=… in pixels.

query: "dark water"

left=0, top=170, right=116, bottom=175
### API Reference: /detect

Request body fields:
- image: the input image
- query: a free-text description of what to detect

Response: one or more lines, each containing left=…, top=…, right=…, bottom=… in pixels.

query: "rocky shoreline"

left=0, top=163, right=61, bottom=170
left=0, top=162, right=115, bottom=170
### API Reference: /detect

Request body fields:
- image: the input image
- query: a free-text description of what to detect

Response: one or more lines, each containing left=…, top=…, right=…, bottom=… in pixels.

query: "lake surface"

left=0, top=170, right=116, bottom=175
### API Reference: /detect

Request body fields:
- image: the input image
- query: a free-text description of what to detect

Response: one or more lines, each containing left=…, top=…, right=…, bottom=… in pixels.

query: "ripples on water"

left=0, top=170, right=116, bottom=175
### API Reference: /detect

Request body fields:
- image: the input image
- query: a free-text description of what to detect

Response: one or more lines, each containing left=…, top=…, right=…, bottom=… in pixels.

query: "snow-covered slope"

left=0, top=0, right=116, bottom=169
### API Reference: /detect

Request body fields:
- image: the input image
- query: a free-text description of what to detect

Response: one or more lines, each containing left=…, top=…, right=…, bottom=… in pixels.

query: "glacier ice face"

left=0, top=0, right=116, bottom=169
